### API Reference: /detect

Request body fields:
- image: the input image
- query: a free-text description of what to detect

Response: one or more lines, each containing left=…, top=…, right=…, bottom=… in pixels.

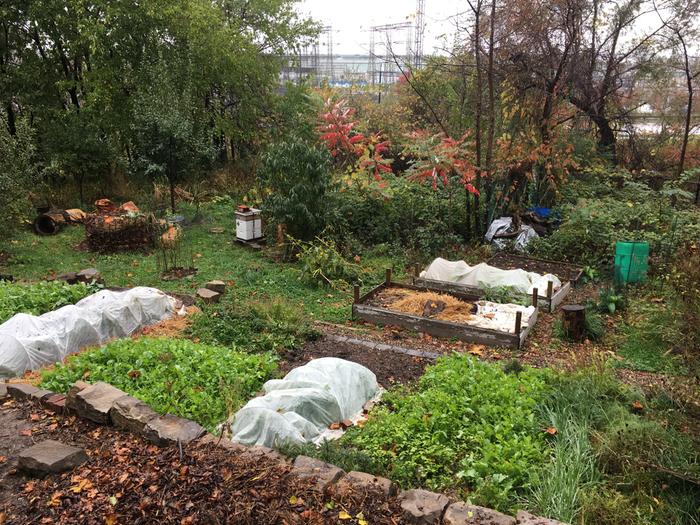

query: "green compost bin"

left=614, top=241, right=649, bottom=284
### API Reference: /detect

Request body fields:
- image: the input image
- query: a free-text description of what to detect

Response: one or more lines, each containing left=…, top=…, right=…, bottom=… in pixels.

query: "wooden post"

left=561, top=305, right=586, bottom=341
left=353, top=285, right=360, bottom=304
left=385, top=268, right=392, bottom=285
left=532, top=288, right=539, bottom=307
left=515, top=311, right=523, bottom=335
left=547, top=280, right=554, bottom=299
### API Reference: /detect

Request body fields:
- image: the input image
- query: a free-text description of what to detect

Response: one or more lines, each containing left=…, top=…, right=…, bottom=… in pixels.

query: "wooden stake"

left=561, top=305, right=586, bottom=341
left=353, top=285, right=360, bottom=303
left=532, top=288, right=539, bottom=307
left=385, top=268, right=392, bottom=285
left=547, top=280, right=554, bottom=299
left=515, top=311, right=523, bottom=334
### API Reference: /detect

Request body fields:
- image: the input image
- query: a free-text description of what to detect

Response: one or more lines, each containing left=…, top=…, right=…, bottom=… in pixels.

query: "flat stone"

left=66, top=382, right=127, bottom=424
left=291, top=456, right=346, bottom=493
left=333, top=471, right=397, bottom=499
left=18, top=440, right=88, bottom=476
left=196, top=288, right=221, bottom=304
left=43, top=394, right=67, bottom=413
left=56, top=272, right=78, bottom=284
left=399, top=489, right=451, bottom=525
left=76, top=268, right=103, bottom=284
left=198, top=433, right=248, bottom=453
left=30, top=389, right=53, bottom=403
left=109, top=395, right=158, bottom=433
left=0, top=383, right=7, bottom=399
left=205, top=280, right=226, bottom=294
left=143, top=414, right=205, bottom=446
left=7, top=383, right=40, bottom=401
left=444, top=502, right=516, bottom=525
left=516, top=511, right=568, bottom=525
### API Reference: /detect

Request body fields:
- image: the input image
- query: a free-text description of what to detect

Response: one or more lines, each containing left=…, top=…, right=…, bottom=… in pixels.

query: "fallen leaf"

left=0, top=456, right=7, bottom=464
left=30, top=413, right=41, bottom=422
left=19, top=429, right=32, bottom=437
left=631, top=401, right=644, bottom=412
left=544, top=427, right=558, bottom=435
left=48, top=491, right=63, bottom=507
left=338, top=510, right=352, bottom=520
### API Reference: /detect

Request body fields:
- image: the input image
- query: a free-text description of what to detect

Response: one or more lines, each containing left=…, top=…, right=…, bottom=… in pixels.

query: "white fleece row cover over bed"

left=421, top=258, right=562, bottom=295
left=0, top=287, right=177, bottom=379
left=230, top=358, right=379, bottom=448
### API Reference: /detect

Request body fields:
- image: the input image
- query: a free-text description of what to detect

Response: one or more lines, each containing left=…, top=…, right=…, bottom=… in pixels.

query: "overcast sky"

left=295, top=0, right=462, bottom=55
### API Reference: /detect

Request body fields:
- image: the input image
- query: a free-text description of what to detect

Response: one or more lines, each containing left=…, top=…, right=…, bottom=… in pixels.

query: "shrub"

left=292, top=237, right=367, bottom=289
left=344, top=355, right=549, bottom=512
left=39, top=337, right=278, bottom=430
left=0, top=281, right=98, bottom=323
left=187, top=297, right=319, bottom=354
left=0, top=112, right=37, bottom=238
left=259, top=137, right=334, bottom=241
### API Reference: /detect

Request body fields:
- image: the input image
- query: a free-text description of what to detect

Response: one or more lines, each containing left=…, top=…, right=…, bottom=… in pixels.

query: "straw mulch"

left=385, top=288, right=476, bottom=323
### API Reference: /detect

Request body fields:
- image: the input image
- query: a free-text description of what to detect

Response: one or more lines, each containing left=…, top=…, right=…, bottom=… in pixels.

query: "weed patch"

left=0, top=280, right=98, bottom=323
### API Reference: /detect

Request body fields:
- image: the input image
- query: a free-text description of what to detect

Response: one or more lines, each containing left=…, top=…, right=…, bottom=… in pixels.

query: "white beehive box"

left=235, top=207, right=263, bottom=241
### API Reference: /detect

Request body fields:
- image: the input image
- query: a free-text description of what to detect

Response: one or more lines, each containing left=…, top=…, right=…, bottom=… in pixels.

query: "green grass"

left=615, top=294, right=688, bottom=375
left=39, top=337, right=278, bottom=431
left=0, top=199, right=402, bottom=325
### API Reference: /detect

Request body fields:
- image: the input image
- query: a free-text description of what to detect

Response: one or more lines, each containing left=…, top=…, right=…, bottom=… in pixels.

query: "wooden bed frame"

left=352, top=270, right=539, bottom=350
left=412, top=254, right=582, bottom=313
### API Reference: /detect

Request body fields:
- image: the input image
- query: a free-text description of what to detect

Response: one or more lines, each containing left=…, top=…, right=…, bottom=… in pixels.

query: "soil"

left=280, top=337, right=429, bottom=386
left=0, top=398, right=404, bottom=524
left=487, top=252, right=583, bottom=282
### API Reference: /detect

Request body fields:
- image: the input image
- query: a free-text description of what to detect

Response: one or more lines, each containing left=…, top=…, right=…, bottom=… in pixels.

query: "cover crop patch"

left=0, top=280, right=97, bottom=323
left=344, top=355, right=549, bottom=512
left=40, top=337, right=278, bottom=430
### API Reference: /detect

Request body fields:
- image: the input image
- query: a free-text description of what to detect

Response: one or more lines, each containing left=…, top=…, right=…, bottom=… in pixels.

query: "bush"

left=40, top=337, right=278, bottom=430
left=293, top=237, right=368, bottom=289
left=530, top=173, right=700, bottom=266
left=0, top=281, right=98, bottom=323
left=187, top=297, right=319, bottom=354
left=0, top=113, right=37, bottom=238
left=259, top=137, right=334, bottom=241
left=344, top=355, right=549, bottom=512
left=327, top=175, right=467, bottom=257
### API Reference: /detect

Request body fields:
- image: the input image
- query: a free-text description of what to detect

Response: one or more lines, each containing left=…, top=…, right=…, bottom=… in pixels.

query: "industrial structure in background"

left=280, top=0, right=426, bottom=92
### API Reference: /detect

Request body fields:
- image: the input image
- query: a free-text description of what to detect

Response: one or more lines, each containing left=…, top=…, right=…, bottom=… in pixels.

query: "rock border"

left=1, top=381, right=567, bottom=525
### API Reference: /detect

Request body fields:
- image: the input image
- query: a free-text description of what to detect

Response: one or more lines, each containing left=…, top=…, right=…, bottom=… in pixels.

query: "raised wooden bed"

left=413, top=254, right=583, bottom=313
left=352, top=271, right=538, bottom=349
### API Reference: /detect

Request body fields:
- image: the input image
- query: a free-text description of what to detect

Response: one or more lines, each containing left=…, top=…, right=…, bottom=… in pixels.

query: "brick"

left=43, top=394, right=67, bottom=413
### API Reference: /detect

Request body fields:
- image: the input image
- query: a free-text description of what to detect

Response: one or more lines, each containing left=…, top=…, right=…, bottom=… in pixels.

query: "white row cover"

left=472, top=301, right=536, bottom=333
left=421, top=258, right=562, bottom=295
left=0, top=287, right=178, bottom=379
left=230, top=358, right=379, bottom=448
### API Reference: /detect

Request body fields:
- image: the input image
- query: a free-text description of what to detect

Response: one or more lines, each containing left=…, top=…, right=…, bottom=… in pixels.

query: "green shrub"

left=188, top=297, right=319, bottom=354
left=0, top=280, right=98, bottom=323
left=344, top=355, right=549, bottom=512
left=327, top=175, right=467, bottom=257
left=39, top=337, right=278, bottom=430
left=292, top=237, right=368, bottom=289
left=259, top=137, right=334, bottom=241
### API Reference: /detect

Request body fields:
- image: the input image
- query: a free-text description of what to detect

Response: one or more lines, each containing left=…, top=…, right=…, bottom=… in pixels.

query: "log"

left=561, top=305, right=586, bottom=341
left=34, top=212, right=66, bottom=235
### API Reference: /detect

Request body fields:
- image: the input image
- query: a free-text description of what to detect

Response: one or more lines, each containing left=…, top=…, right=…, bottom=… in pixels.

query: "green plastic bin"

left=614, top=241, right=649, bottom=284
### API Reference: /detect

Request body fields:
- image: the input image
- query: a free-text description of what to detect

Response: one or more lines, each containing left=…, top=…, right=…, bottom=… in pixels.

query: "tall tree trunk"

left=5, top=102, right=16, bottom=136
left=168, top=137, right=176, bottom=213
left=483, top=0, right=496, bottom=230
left=593, top=114, right=616, bottom=162
left=677, top=33, right=694, bottom=178
left=472, top=0, right=483, bottom=236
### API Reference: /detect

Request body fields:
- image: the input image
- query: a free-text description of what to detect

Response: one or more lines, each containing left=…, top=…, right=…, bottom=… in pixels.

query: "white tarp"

left=0, top=287, right=178, bottom=379
left=230, top=357, right=379, bottom=448
left=472, top=300, right=536, bottom=333
left=421, top=258, right=561, bottom=295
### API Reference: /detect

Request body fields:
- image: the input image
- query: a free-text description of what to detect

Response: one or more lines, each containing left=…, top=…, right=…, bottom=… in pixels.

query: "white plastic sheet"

left=472, top=300, right=536, bottom=333
left=230, top=358, right=380, bottom=448
left=484, top=216, right=539, bottom=252
left=0, top=287, right=178, bottom=379
left=421, top=258, right=561, bottom=295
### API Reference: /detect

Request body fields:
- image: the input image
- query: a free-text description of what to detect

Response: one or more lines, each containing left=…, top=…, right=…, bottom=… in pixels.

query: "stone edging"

left=1, top=381, right=566, bottom=525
